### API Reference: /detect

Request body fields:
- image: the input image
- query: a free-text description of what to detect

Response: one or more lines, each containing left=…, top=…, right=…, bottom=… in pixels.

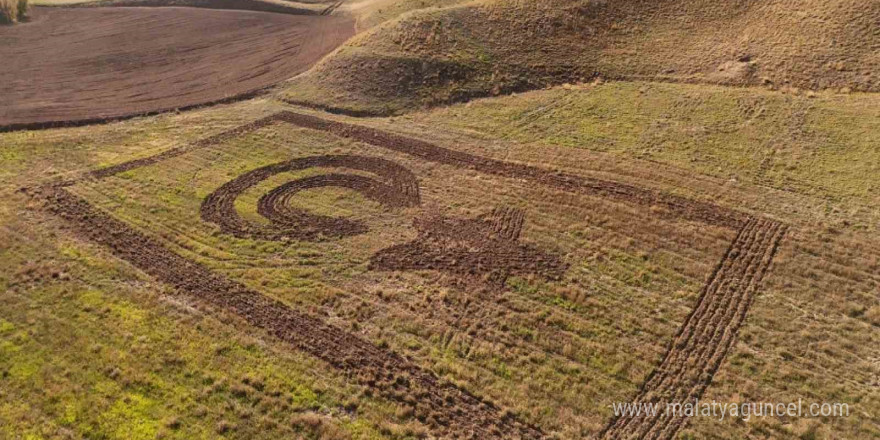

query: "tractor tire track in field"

left=36, top=111, right=788, bottom=439
left=34, top=185, right=543, bottom=440
left=600, top=218, right=787, bottom=440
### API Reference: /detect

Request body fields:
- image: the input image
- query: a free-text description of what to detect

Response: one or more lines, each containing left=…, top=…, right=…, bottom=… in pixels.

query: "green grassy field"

left=4, top=0, right=879, bottom=437
left=400, top=82, right=879, bottom=440
left=407, top=82, right=880, bottom=204
left=283, top=0, right=879, bottom=117
left=57, top=108, right=735, bottom=437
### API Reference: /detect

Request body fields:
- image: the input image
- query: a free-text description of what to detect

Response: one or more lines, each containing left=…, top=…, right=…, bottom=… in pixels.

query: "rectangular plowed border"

left=32, top=111, right=786, bottom=440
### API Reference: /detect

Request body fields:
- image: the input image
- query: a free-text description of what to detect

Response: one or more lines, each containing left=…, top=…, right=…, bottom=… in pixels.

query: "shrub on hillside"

left=0, top=0, right=27, bottom=24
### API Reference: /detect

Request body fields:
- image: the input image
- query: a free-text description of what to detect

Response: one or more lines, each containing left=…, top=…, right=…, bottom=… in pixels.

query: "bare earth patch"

left=28, top=111, right=787, bottom=440
left=0, top=6, right=353, bottom=130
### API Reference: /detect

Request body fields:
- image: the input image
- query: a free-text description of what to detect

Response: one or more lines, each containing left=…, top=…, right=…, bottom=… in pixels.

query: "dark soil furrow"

left=655, top=223, right=787, bottom=438
left=645, top=220, right=764, bottom=395
left=489, top=206, right=525, bottom=240
left=601, top=219, right=761, bottom=437
left=68, top=111, right=748, bottom=231
left=320, top=0, right=345, bottom=16
left=655, top=219, right=759, bottom=371
left=600, top=219, right=786, bottom=440
left=639, top=221, right=781, bottom=439
left=651, top=221, right=786, bottom=439
left=85, top=114, right=282, bottom=182
left=200, top=154, right=420, bottom=241
left=35, top=112, right=791, bottom=440
left=369, top=210, right=569, bottom=287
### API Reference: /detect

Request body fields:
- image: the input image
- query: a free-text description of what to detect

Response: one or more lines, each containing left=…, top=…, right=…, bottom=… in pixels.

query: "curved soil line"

left=251, top=112, right=785, bottom=440
left=40, top=111, right=787, bottom=439
left=272, top=111, right=748, bottom=229
left=256, top=174, right=387, bottom=237
left=0, top=7, right=354, bottom=132
left=320, top=0, right=344, bottom=16
left=600, top=218, right=787, bottom=440
left=200, top=154, right=420, bottom=241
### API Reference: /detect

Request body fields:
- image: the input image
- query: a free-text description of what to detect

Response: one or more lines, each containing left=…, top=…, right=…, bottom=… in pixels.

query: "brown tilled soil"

left=601, top=218, right=787, bottom=440
left=74, top=111, right=747, bottom=230
left=266, top=112, right=785, bottom=440
left=70, top=0, right=320, bottom=15
left=201, top=154, right=420, bottom=241
left=370, top=208, right=568, bottom=287
left=0, top=7, right=353, bottom=130
left=285, top=0, right=879, bottom=114
left=37, top=111, right=788, bottom=439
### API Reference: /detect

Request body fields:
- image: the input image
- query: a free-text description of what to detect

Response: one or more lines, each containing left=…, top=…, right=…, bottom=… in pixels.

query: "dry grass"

left=1, top=86, right=878, bottom=438
left=0, top=0, right=27, bottom=23
left=51, top=109, right=732, bottom=438
left=0, top=101, right=416, bottom=439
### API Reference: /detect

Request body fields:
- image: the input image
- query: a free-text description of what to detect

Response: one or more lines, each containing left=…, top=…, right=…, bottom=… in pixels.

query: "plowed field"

left=0, top=6, right=353, bottom=130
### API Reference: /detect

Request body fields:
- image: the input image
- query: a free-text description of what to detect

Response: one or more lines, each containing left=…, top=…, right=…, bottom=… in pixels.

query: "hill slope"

left=282, top=0, right=879, bottom=114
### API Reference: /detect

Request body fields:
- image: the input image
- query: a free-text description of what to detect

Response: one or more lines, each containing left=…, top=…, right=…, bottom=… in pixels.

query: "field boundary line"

left=600, top=219, right=788, bottom=440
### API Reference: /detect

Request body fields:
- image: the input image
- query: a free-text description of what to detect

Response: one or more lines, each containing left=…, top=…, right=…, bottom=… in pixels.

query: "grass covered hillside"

left=282, top=0, right=880, bottom=115
left=2, top=83, right=878, bottom=439
left=2, top=1, right=878, bottom=439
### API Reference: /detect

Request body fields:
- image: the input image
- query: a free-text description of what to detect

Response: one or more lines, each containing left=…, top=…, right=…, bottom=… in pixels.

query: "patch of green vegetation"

left=0, top=318, right=14, bottom=334
left=0, top=98, right=285, bottom=188
left=0, top=0, right=28, bottom=24
left=412, top=82, right=880, bottom=205
left=100, top=393, right=161, bottom=440
left=0, top=242, right=403, bottom=438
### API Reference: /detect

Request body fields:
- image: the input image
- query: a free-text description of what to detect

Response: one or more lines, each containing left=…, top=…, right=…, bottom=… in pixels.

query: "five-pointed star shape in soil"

left=370, top=207, right=568, bottom=287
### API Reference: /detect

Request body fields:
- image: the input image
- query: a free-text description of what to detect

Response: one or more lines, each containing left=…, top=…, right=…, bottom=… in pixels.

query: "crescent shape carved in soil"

left=200, top=154, right=420, bottom=241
